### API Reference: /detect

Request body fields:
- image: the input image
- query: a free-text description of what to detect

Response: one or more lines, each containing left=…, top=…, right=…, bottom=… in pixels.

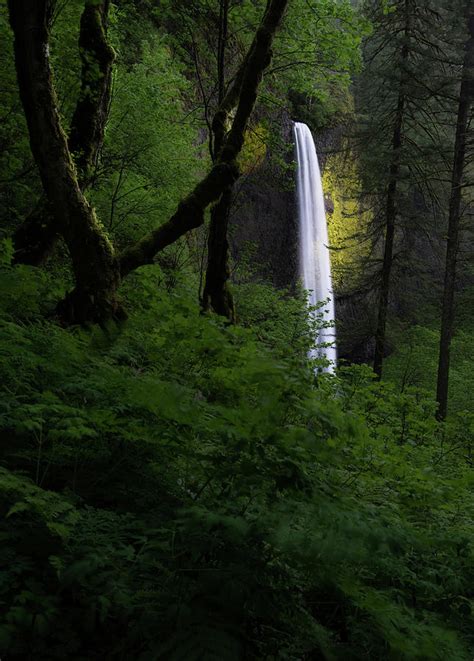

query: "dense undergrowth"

left=383, top=289, right=474, bottom=417
left=0, top=250, right=473, bottom=660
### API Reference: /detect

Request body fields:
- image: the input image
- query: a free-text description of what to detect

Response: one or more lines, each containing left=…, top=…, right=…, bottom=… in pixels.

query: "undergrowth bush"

left=0, top=262, right=473, bottom=659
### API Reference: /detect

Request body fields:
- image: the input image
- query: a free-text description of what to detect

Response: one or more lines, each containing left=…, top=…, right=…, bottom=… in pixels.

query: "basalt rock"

left=230, top=110, right=298, bottom=290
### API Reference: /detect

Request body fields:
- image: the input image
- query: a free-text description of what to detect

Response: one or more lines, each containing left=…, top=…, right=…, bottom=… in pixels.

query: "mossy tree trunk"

left=120, top=0, right=289, bottom=284
left=12, top=0, right=115, bottom=267
left=202, top=0, right=236, bottom=320
left=69, top=0, right=115, bottom=184
left=8, top=0, right=121, bottom=324
left=203, top=189, right=236, bottom=319
left=436, top=8, right=474, bottom=420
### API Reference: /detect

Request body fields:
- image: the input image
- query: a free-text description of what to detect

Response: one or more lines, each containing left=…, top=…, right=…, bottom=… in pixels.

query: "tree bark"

left=435, top=9, right=474, bottom=420
left=203, top=0, right=236, bottom=320
left=217, top=0, right=229, bottom=107
left=372, top=93, right=404, bottom=378
left=12, top=199, right=58, bottom=266
left=12, top=0, right=115, bottom=267
left=373, top=0, right=411, bottom=378
left=119, top=162, right=239, bottom=276
left=203, top=189, right=236, bottom=319
left=8, top=0, right=121, bottom=324
left=69, top=0, right=115, bottom=183
left=119, top=0, right=288, bottom=280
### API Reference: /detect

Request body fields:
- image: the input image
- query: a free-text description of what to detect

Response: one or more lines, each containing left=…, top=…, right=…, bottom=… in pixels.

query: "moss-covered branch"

left=119, top=0, right=289, bottom=277
left=120, top=162, right=239, bottom=276
left=203, top=0, right=288, bottom=319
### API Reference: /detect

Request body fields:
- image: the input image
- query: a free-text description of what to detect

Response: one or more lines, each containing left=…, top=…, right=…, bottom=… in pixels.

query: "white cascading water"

left=294, top=121, right=337, bottom=371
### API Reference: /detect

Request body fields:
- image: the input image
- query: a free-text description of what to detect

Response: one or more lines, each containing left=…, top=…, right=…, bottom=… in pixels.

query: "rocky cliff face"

left=231, top=118, right=349, bottom=288
left=230, top=111, right=298, bottom=289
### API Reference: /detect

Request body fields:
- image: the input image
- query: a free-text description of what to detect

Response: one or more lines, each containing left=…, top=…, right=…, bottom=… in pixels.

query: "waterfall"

left=294, top=121, right=337, bottom=371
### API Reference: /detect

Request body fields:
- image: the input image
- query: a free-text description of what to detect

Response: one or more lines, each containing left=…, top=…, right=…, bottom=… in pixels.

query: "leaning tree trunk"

left=119, top=0, right=288, bottom=280
left=8, top=0, right=121, bottom=324
left=436, top=10, right=474, bottom=421
left=12, top=0, right=115, bottom=267
left=373, top=0, right=411, bottom=379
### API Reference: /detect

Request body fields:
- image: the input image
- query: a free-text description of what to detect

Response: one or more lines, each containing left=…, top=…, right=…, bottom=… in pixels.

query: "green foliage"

left=0, top=264, right=472, bottom=659
left=90, top=33, right=201, bottom=247
left=1, top=0, right=473, bottom=658
left=275, top=0, right=369, bottom=102
left=323, top=144, right=371, bottom=292
left=383, top=310, right=474, bottom=417
left=0, top=1, right=39, bottom=232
